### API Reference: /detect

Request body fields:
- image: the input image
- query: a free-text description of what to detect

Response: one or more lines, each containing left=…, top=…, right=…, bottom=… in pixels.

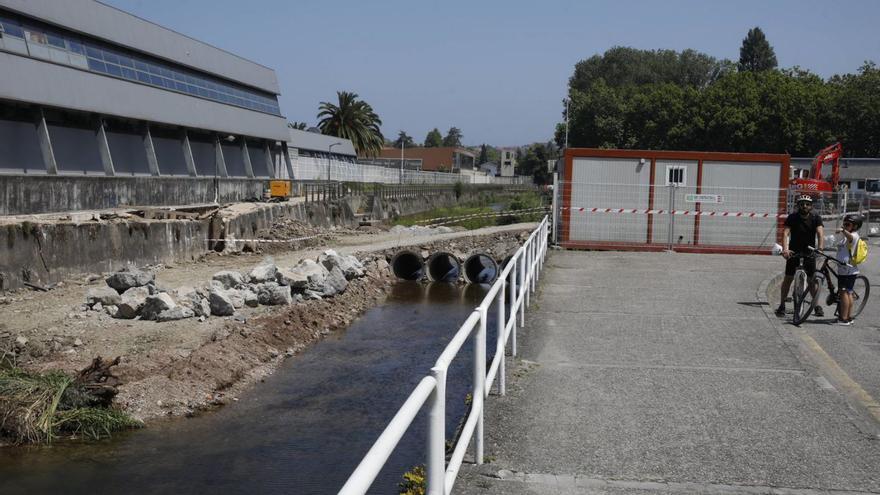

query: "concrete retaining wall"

left=0, top=175, right=267, bottom=215
left=0, top=188, right=504, bottom=290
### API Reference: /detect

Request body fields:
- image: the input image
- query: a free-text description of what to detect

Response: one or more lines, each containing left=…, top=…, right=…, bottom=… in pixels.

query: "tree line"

left=556, top=28, right=880, bottom=157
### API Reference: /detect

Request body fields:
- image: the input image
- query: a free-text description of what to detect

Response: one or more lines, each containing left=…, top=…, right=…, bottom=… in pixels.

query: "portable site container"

left=558, top=148, right=790, bottom=254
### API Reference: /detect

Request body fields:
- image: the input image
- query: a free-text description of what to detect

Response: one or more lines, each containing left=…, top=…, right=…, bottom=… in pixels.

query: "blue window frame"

left=175, top=81, right=188, bottom=92
left=87, top=58, right=106, bottom=72
left=103, top=51, right=119, bottom=65
left=67, top=40, right=84, bottom=54
left=85, top=45, right=101, bottom=58
left=0, top=18, right=24, bottom=38
left=105, top=63, right=122, bottom=77
left=46, top=33, right=65, bottom=48
left=121, top=67, right=136, bottom=80
left=149, top=74, right=164, bottom=86
left=134, top=60, right=149, bottom=72
left=118, top=55, right=134, bottom=68
left=136, top=71, right=151, bottom=83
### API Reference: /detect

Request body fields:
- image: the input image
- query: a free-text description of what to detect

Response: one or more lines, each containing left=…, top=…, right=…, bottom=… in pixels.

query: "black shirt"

left=785, top=212, right=823, bottom=253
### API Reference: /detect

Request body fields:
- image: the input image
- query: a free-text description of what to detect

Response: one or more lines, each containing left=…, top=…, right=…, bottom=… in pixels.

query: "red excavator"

left=789, top=142, right=842, bottom=196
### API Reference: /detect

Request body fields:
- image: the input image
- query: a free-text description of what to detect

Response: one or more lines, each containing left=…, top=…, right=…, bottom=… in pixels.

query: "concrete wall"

left=0, top=175, right=267, bottom=215
left=0, top=0, right=280, bottom=93
left=0, top=188, right=512, bottom=291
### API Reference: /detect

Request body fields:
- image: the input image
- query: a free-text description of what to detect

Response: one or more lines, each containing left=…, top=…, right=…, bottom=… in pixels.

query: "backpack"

left=849, top=238, right=869, bottom=265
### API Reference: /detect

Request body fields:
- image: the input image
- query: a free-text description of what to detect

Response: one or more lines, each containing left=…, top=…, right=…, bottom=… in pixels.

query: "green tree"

left=516, top=143, right=555, bottom=185
left=831, top=62, right=880, bottom=156
left=288, top=122, right=308, bottom=130
left=442, top=127, right=463, bottom=147
left=393, top=131, right=416, bottom=149
left=424, top=128, right=443, bottom=147
left=478, top=144, right=489, bottom=164
left=738, top=27, right=778, bottom=73
left=317, top=91, right=385, bottom=157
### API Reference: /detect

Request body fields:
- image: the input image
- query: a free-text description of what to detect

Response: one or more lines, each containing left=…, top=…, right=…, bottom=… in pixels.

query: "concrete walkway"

left=456, top=250, right=880, bottom=494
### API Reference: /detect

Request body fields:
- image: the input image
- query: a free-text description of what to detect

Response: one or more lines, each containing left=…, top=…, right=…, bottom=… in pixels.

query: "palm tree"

left=317, top=91, right=385, bottom=157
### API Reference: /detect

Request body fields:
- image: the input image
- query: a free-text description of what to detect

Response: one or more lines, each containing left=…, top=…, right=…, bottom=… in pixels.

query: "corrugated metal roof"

left=287, top=128, right=356, bottom=156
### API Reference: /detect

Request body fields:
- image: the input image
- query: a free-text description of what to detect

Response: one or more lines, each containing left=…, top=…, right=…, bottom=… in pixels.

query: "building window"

left=666, top=165, right=686, bottom=186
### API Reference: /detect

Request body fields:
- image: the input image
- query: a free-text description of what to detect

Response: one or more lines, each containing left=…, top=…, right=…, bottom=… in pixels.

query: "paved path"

left=456, top=249, right=880, bottom=494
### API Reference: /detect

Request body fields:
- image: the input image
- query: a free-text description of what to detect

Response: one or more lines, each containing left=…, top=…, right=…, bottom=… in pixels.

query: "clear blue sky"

left=104, top=0, right=879, bottom=147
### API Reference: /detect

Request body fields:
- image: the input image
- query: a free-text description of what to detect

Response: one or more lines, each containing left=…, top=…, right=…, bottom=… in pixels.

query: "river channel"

left=0, top=281, right=498, bottom=494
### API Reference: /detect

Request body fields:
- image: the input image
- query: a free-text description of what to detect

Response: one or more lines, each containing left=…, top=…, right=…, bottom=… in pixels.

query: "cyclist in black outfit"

left=776, top=195, right=825, bottom=317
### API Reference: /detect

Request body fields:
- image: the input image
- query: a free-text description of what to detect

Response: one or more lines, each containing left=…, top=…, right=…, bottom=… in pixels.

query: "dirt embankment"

left=0, top=224, right=532, bottom=431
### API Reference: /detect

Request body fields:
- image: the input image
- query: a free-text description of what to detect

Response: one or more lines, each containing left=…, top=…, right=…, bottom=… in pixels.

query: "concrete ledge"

left=0, top=175, right=267, bottom=215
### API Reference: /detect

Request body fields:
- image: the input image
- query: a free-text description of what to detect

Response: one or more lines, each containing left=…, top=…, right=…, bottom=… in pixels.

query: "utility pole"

left=400, top=140, right=404, bottom=185
left=564, top=98, right=569, bottom=150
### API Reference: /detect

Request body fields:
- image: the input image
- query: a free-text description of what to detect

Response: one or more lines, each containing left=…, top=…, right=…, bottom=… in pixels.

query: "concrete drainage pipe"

left=463, top=253, right=499, bottom=284
left=391, top=251, right=425, bottom=280
left=426, top=252, right=461, bottom=282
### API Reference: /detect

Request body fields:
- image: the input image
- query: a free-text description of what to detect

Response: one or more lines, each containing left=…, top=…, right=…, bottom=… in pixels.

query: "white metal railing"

left=339, top=216, right=550, bottom=495
left=292, top=157, right=530, bottom=185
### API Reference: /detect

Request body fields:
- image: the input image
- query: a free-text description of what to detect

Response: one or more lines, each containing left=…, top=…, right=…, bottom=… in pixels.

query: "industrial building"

left=0, top=0, right=290, bottom=181
left=375, top=147, right=476, bottom=173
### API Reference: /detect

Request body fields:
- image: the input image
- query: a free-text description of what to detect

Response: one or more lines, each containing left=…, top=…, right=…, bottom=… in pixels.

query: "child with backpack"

left=835, top=214, right=867, bottom=326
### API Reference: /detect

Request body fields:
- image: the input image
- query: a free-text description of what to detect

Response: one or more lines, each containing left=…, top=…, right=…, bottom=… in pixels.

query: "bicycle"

left=786, top=252, right=821, bottom=326
left=786, top=247, right=870, bottom=325
left=809, top=245, right=870, bottom=321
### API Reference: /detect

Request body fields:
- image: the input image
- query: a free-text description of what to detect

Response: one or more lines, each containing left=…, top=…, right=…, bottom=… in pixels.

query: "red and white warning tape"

left=561, top=206, right=786, bottom=219
left=205, top=232, right=332, bottom=244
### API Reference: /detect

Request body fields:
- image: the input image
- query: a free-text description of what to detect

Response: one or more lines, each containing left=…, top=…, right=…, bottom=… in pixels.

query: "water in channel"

left=0, top=281, right=500, bottom=495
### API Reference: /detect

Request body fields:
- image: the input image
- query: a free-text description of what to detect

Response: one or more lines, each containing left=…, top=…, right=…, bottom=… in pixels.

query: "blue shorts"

left=839, top=275, right=857, bottom=293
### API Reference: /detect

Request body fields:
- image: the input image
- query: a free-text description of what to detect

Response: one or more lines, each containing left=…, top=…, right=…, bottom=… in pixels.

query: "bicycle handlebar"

left=806, top=245, right=852, bottom=268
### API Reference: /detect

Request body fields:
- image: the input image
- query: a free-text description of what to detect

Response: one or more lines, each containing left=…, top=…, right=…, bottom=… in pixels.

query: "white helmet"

left=796, top=195, right=813, bottom=203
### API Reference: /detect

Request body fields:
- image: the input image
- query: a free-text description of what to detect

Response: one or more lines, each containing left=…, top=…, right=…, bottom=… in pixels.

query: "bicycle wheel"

left=850, top=275, right=870, bottom=319
left=792, top=270, right=811, bottom=325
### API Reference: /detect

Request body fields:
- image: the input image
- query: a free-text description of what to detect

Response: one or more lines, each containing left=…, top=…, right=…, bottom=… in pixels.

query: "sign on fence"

left=685, top=194, right=723, bottom=204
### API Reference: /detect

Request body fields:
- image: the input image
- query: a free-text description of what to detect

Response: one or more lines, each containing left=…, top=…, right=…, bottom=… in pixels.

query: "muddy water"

left=0, top=281, right=498, bottom=495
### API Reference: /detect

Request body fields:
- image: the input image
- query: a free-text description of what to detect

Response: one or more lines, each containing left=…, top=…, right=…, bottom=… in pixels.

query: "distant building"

left=499, top=148, right=516, bottom=177
left=479, top=161, right=499, bottom=176
left=375, top=147, right=476, bottom=173
left=0, top=0, right=290, bottom=178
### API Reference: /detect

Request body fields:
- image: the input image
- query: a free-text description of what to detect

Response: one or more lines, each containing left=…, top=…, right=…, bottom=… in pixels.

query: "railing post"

left=498, top=282, right=506, bottom=396
left=474, top=307, right=486, bottom=465
left=509, top=259, right=517, bottom=357
left=524, top=242, right=531, bottom=308
left=531, top=240, right=537, bottom=293
left=519, top=252, right=525, bottom=326
left=427, top=366, right=446, bottom=495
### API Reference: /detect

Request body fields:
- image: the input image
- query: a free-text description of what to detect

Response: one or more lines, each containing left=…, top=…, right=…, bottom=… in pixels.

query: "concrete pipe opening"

left=463, top=253, right=499, bottom=285
left=426, top=252, right=461, bottom=282
left=391, top=251, right=424, bottom=281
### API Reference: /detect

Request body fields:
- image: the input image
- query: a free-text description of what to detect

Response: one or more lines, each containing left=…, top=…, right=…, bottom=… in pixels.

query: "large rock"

left=156, top=307, right=195, bottom=322
left=226, top=289, right=245, bottom=309
left=322, top=266, right=349, bottom=297
left=242, top=289, right=259, bottom=307
left=276, top=259, right=329, bottom=291
left=86, top=287, right=121, bottom=307
left=105, top=267, right=154, bottom=294
left=212, top=270, right=245, bottom=290
left=257, top=284, right=293, bottom=306
left=209, top=288, right=235, bottom=316
left=175, top=286, right=211, bottom=317
left=248, top=262, right=278, bottom=284
left=141, top=293, right=177, bottom=320
left=114, top=286, right=151, bottom=319
left=319, top=250, right=364, bottom=280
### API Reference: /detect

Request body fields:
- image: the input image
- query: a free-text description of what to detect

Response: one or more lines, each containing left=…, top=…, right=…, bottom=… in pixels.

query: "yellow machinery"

left=269, top=180, right=292, bottom=199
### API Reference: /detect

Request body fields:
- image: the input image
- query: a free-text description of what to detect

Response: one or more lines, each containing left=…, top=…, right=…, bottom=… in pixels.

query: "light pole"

left=327, top=141, right=342, bottom=182
left=400, top=140, right=404, bottom=184
left=564, top=98, right=569, bottom=150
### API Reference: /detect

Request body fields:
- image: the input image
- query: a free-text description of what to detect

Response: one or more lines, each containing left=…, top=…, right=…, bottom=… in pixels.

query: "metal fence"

left=556, top=180, right=787, bottom=253
left=291, top=156, right=530, bottom=185
left=554, top=180, right=879, bottom=253
left=339, top=216, right=550, bottom=495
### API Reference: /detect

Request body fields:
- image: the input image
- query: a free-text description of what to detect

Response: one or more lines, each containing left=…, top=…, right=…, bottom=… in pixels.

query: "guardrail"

left=339, top=216, right=550, bottom=495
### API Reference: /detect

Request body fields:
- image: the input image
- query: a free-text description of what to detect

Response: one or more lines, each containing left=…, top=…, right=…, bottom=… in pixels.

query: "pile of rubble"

left=389, top=225, right=455, bottom=236
left=83, top=250, right=366, bottom=322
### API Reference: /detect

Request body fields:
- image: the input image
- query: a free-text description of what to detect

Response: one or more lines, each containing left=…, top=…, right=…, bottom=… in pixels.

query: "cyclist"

left=834, top=214, right=863, bottom=326
left=776, top=195, right=825, bottom=317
